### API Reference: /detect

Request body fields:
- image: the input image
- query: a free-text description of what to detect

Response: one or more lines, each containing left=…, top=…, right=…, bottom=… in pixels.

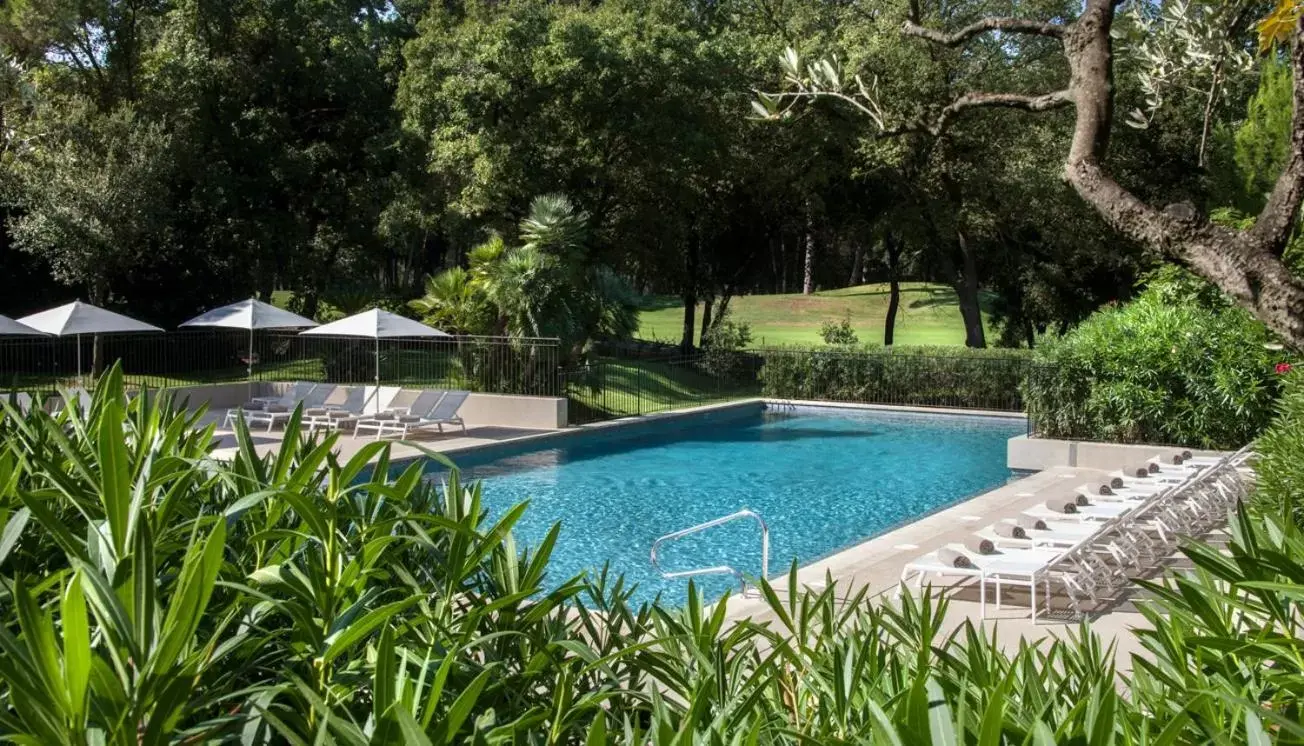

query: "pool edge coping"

left=393, top=397, right=1027, bottom=469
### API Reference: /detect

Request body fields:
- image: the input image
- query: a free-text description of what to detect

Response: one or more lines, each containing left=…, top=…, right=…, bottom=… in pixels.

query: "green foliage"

left=701, top=312, right=754, bottom=380
left=818, top=313, right=859, bottom=346
left=411, top=195, right=637, bottom=357
left=761, top=346, right=1032, bottom=410
left=1025, top=273, right=1280, bottom=447
left=1253, top=369, right=1304, bottom=525
left=0, top=369, right=1300, bottom=742
left=1234, top=60, right=1294, bottom=210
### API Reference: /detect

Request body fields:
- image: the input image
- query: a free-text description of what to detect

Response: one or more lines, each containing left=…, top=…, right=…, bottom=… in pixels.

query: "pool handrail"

left=650, top=509, right=770, bottom=596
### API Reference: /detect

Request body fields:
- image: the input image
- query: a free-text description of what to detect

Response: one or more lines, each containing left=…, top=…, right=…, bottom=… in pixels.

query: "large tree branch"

left=902, top=18, right=1065, bottom=46
left=1250, top=15, right=1304, bottom=253
left=884, top=90, right=1072, bottom=137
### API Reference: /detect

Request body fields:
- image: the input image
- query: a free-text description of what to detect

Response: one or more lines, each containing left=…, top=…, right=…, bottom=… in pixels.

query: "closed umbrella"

left=0, top=315, right=48, bottom=336
left=18, top=301, right=163, bottom=381
left=179, top=298, right=318, bottom=393
left=299, top=309, right=448, bottom=404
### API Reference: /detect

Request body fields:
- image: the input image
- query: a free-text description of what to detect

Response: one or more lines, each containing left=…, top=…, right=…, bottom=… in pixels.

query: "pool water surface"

left=428, top=404, right=1024, bottom=604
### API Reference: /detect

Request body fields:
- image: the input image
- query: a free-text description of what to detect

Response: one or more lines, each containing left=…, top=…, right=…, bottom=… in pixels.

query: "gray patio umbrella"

left=0, top=315, right=48, bottom=336
left=18, top=301, right=163, bottom=380
left=179, top=298, right=318, bottom=392
left=299, top=309, right=449, bottom=403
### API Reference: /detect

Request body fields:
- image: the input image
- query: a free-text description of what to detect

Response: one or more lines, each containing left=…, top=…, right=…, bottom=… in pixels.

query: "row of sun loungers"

left=898, top=446, right=1254, bottom=621
left=222, top=382, right=469, bottom=439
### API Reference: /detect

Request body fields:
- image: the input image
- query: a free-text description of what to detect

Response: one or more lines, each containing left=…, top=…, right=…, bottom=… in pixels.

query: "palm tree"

left=409, top=267, right=489, bottom=334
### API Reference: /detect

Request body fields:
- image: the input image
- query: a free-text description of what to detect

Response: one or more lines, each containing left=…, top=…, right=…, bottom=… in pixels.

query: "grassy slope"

left=635, top=282, right=991, bottom=347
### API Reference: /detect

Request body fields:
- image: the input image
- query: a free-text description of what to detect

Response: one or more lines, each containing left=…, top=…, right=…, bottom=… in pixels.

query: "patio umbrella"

left=0, top=315, right=48, bottom=336
left=179, top=298, right=318, bottom=392
left=299, top=309, right=448, bottom=399
left=18, top=301, right=163, bottom=380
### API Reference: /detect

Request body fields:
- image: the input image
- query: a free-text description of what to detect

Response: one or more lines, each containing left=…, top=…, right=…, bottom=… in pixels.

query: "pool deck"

left=201, top=398, right=1206, bottom=671
left=719, top=464, right=1211, bottom=672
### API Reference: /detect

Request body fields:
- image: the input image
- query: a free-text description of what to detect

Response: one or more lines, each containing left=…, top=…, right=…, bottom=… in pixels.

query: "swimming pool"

left=427, top=403, right=1025, bottom=604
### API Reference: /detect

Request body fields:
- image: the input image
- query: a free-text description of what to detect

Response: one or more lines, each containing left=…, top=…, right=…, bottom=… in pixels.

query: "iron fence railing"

left=560, top=354, right=764, bottom=426
left=560, top=348, right=1034, bottom=427
left=0, top=331, right=561, bottom=396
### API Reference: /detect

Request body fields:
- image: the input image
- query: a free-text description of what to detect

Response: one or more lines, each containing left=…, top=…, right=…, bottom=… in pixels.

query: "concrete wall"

left=155, top=381, right=566, bottom=431
left=149, top=382, right=268, bottom=410
left=1009, top=434, right=1226, bottom=472
left=460, top=393, right=566, bottom=430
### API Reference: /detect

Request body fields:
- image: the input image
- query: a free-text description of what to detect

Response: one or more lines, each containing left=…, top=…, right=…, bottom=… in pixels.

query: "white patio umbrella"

left=0, top=315, right=48, bottom=336
left=179, top=298, right=318, bottom=391
left=299, top=309, right=448, bottom=397
left=18, top=301, right=163, bottom=380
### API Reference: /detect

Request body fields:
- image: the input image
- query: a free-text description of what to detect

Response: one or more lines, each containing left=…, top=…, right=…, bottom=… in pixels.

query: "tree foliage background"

left=0, top=0, right=1295, bottom=348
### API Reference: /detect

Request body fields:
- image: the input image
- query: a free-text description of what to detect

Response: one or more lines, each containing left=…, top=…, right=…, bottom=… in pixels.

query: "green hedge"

left=1023, top=282, right=1281, bottom=448
left=1254, top=370, right=1304, bottom=525
left=759, top=346, right=1033, bottom=411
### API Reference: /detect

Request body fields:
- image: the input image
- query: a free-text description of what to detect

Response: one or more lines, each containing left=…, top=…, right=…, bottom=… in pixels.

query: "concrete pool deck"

left=716, top=463, right=1209, bottom=671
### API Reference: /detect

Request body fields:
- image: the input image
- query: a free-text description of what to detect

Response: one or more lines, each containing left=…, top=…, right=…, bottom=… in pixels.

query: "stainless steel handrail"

left=650, top=509, right=770, bottom=595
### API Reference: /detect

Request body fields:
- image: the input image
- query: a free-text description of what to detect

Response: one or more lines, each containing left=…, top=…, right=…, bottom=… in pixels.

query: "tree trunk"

left=802, top=203, right=816, bottom=295
left=681, top=237, right=699, bottom=354
left=780, top=236, right=788, bottom=294
left=849, top=243, right=864, bottom=288
left=955, top=228, right=986, bottom=348
left=902, top=2, right=1304, bottom=348
left=884, top=232, right=902, bottom=346
left=699, top=295, right=715, bottom=347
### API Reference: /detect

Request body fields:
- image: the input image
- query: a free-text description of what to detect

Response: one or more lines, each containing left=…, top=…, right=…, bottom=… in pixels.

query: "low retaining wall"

left=1008, top=434, right=1225, bottom=472
left=157, top=381, right=567, bottom=431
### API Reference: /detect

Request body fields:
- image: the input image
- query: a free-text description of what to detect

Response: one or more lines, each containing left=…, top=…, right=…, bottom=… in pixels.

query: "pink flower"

left=1277, top=362, right=1294, bottom=375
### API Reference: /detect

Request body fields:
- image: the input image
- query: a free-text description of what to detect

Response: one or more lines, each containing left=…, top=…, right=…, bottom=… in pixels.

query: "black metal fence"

left=560, top=354, right=764, bottom=425
left=0, top=332, right=561, bottom=396
left=559, top=348, right=1033, bottom=426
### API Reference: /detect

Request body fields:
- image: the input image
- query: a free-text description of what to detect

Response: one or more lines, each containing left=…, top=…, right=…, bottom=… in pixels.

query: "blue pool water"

left=426, top=404, right=1024, bottom=604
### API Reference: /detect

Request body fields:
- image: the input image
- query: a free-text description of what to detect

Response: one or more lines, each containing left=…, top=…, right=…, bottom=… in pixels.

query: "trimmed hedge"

left=759, top=346, right=1033, bottom=411
left=1023, top=284, right=1281, bottom=448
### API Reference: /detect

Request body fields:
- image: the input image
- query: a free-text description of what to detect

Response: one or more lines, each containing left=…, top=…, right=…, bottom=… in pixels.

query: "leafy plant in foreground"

left=0, top=369, right=1299, bottom=742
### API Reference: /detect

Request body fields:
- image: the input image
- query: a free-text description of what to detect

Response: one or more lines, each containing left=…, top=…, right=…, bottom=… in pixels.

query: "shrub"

left=701, top=311, right=753, bottom=380
left=818, top=314, right=859, bottom=345
left=1254, top=368, right=1304, bottom=525
left=760, top=345, right=1032, bottom=410
left=1024, top=275, right=1280, bottom=448
left=0, top=369, right=1300, bottom=742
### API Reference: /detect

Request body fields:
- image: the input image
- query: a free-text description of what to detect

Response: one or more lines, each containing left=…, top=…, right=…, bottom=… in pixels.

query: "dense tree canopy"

left=0, top=0, right=1294, bottom=350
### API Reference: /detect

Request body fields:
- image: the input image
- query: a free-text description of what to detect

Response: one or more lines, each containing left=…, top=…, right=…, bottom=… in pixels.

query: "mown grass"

left=636, top=282, right=995, bottom=347
left=565, top=358, right=759, bottom=421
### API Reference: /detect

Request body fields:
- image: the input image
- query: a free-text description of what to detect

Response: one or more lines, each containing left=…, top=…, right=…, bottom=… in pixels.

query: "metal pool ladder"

left=650, top=509, right=770, bottom=596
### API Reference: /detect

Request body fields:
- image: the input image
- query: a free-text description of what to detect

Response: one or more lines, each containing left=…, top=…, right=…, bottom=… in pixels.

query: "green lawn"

left=565, top=358, right=760, bottom=423
left=636, top=282, right=992, bottom=347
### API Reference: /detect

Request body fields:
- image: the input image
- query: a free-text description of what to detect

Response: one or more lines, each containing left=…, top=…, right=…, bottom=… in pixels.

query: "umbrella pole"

left=76, top=334, right=82, bottom=386
left=374, top=336, right=380, bottom=414
left=248, top=326, right=255, bottom=402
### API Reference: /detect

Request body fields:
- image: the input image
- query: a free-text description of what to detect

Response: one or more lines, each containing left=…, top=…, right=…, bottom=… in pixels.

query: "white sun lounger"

left=899, top=545, right=1064, bottom=621
left=360, top=389, right=468, bottom=438
left=353, top=389, right=447, bottom=440
left=303, top=386, right=374, bottom=432
left=226, top=384, right=335, bottom=432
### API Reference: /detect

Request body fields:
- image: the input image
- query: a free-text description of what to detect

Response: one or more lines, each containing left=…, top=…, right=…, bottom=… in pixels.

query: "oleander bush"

left=1253, top=368, right=1304, bottom=526
left=1, top=369, right=1302, bottom=743
left=760, top=345, right=1033, bottom=410
left=1024, top=271, right=1281, bottom=447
